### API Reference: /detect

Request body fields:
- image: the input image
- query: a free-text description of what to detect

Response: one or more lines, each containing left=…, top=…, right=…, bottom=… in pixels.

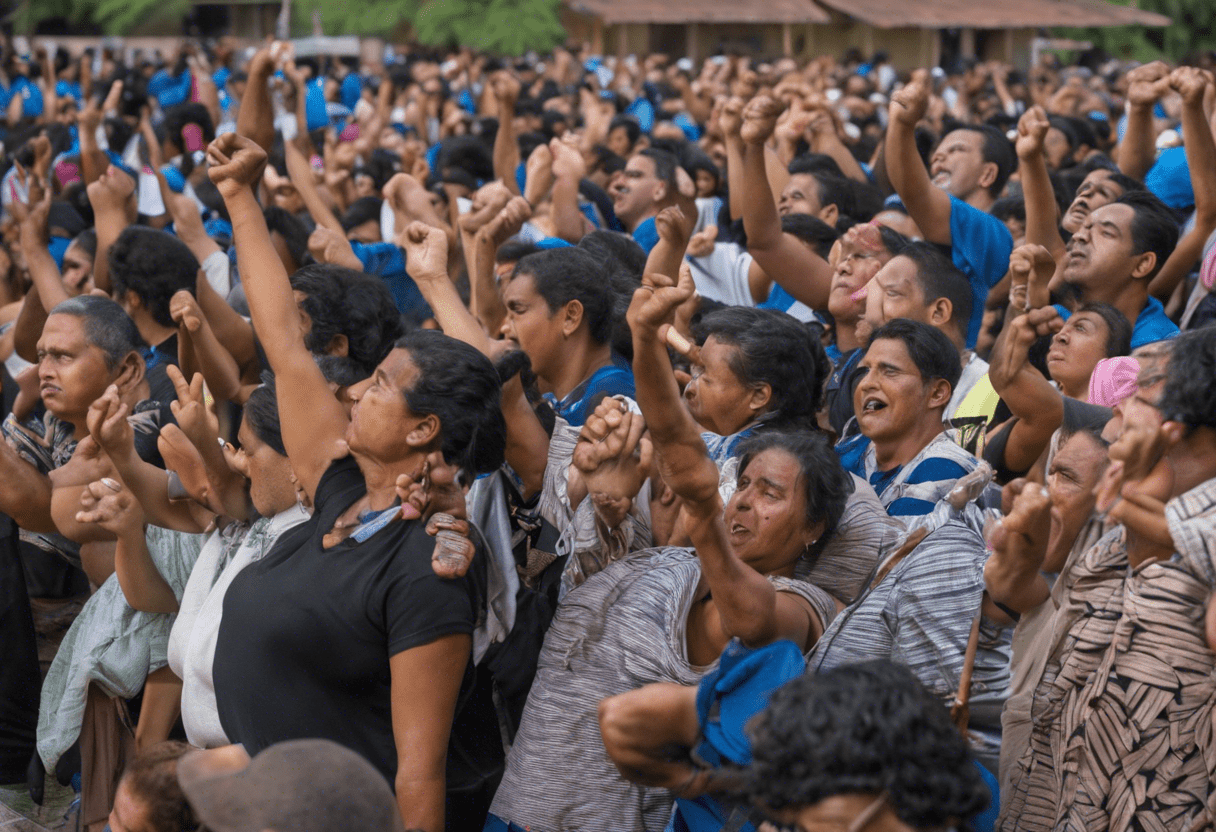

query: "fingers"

left=166, top=364, right=194, bottom=404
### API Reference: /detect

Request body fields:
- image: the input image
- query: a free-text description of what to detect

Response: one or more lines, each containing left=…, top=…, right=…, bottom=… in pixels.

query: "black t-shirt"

left=145, top=333, right=180, bottom=405
left=213, top=455, right=475, bottom=783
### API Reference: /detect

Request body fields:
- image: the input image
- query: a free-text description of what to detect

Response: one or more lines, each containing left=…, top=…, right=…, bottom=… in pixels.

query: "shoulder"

left=835, top=434, right=871, bottom=471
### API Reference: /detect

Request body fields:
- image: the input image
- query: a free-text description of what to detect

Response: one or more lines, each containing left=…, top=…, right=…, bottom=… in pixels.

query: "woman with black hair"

left=206, top=133, right=506, bottom=832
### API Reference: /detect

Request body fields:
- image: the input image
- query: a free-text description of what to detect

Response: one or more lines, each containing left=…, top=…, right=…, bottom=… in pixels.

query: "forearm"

left=1019, top=151, right=1066, bottom=259
left=983, top=553, right=1050, bottom=613
left=13, top=284, right=47, bottom=363
left=414, top=272, right=491, bottom=355
left=110, top=451, right=207, bottom=533
left=91, top=209, right=127, bottom=294
left=551, top=173, right=586, bottom=243
left=195, top=272, right=256, bottom=369
left=113, top=524, right=180, bottom=613
left=813, top=132, right=868, bottom=183
left=725, top=135, right=746, bottom=219
left=220, top=187, right=309, bottom=368
left=643, top=236, right=686, bottom=284
left=395, top=776, right=444, bottom=832
left=763, top=145, right=790, bottom=204
left=685, top=506, right=780, bottom=646
left=77, top=126, right=109, bottom=186
left=470, top=230, right=507, bottom=333
left=237, top=71, right=275, bottom=154
left=502, top=376, right=549, bottom=499
left=286, top=143, right=344, bottom=233
left=885, top=121, right=949, bottom=242
left=739, top=142, right=784, bottom=250
left=493, top=104, right=521, bottom=196
left=187, top=320, right=245, bottom=404
left=20, top=244, right=69, bottom=309
left=1151, top=100, right=1216, bottom=299
left=1118, top=104, right=1157, bottom=181
left=0, top=445, right=55, bottom=533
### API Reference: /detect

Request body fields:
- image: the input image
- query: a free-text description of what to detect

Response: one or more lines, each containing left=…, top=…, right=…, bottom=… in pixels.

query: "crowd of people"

left=0, top=31, right=1214, bottom=832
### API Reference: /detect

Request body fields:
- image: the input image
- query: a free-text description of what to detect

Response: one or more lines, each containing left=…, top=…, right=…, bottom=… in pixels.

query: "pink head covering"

left=1201, top=242, right=1216, bottom=291
left=1088, top=356, right=1140, bottom=408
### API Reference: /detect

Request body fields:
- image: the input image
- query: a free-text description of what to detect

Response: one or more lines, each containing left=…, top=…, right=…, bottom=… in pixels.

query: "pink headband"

left=339, top=123, right=361, bottom=143
left=1201, top=242, right=1216, bottom=291
left=1088, top=356, right=1140, bottom=408
left=181, top=123, right=205, bottom=154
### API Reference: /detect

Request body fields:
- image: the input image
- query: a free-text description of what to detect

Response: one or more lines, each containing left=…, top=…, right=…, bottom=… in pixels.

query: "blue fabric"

left=515, top=161, right=527, bottom=196
left=148, top=69, right=192, bottom=109
left=1053, top=297, right=1178, bottom=349
left=673, top=111, right=701, bottom=141
left=625, top=98, right=655, bottom=133
left=758, top=282, right=796, bottom=312
left=973, top=761, right=1001, bottom=832
left=56, top=80, right=83, bottom=103
left=305, top=78, right=329, bottom=131
left=542, top=358, right=635, bottom=427
left=482, top=814, right=529, bottom=832
left=948, top=195, right=1013, bottom=348
left=0, top=81, right=11, bottom=112
left=426, top=142, right=442, bottom=177
left=459, top=88, right=477, bottom=115
left=160, top=165, right=186, bottom=193
left=13, top=77, right=43, bottom=118
left=350, top=241, right=433, bottom=324
left=632, top=216, right=660, bottom=254
left=340, top=73, right=363, bottom=111
left=669, top=640, right=806, bottom=832
left=534, top=237, right=574, bottom=249
left=102, top=152, right=139, bottom=184
left=1145, top=145, right=1194, bottom=210
left=49, top=236, right=71, bottom=270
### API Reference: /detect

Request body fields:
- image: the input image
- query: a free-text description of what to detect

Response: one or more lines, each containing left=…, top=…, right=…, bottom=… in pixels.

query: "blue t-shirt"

left=632, top=217, right=659, bottom=255
left=542, top=357, right=636, bottom=427
left=948, top=195, right=1013, bottom=348
left=1053, top=296, right=1178, bottom=349
left=1145, top=145, right=1193, bottom=211
left=350, top=241, right=433, bottom=325
left=148, top=69, right=192, bottom=109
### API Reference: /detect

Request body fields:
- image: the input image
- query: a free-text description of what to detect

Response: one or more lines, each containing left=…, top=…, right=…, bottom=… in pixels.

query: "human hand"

left=307, top=225, right=360, bottom=268
left=1015, top=105, right=1050, bottom=160
left=717, top=96, right=745, bottom=141
left=1125, top=61, right=1171, bottom=109
left=626, top=265, right=695, bottom=336
left=740, top=95, right=786, bottom=146
left=491, top=71, right=522, bottom=110
left=1006, top=243, right=1055, bottom=312
left=481, top=196, right=533, bottom=247
left=686, top=225, right=717, bottom=258
left=13, top=167, right=52, bottom=249
left=890, top=69, right=930, bottom=127
left=457, top=181, right=512, bottom=235
left=86, top=165, right=136, bottom=216
left=550, top=136, right=587, bottom=181
left=654, top=205, right=693, bottom=251
left=394, top=451, right=475, bottom=578
left=1169, top=65, right=1211, bottom=107
left=206, top=133, right=269, bottom=198
left=399, top=221, right=450, bottom=283
left=988, top=479, right=1051, bottom=568
left=573, top=397, right=654, bottom=528
left=167, top=364, right=220, bottom=453
left=86, top=385, right=134, bottom=461
left=75, top=476, right=144, bottom=535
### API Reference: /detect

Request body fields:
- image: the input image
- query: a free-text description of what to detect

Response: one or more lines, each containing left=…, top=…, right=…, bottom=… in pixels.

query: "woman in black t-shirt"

left=206, top=134, right=506, bottom=832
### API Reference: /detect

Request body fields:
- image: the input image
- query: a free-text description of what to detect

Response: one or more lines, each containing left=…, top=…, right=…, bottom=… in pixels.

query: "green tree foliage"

left=292, top=0, right=420, bottom=38
left=17, top=0, right=189, bottom=34
left=412, top=0, right=566, bottom=55
left=1054, top=0, right=1216, bottom=62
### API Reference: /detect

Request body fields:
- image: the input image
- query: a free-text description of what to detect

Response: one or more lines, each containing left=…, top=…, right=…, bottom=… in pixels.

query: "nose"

left=499, top=318, right=515, bottom=340
left=346, top=377, right=371, bottom=402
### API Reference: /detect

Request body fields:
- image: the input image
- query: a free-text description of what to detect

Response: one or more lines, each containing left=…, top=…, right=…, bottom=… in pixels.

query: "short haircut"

left=49, top=295, right=144, bottom=371
left=746, top=660, right=989, bottom=826
left=242, top=380, right=287, bottom=457
left=693, top=307, right=831, bottom=430
left=70, top=227, right=98, bottom=259
left=608, top=115, right=641, bottom=147
left=288, top=265, right=405, bottom=374
left=780, top=214, right=839, bottom=259
left=397, top=329, right=506, bottom=475
left=898, top=241, right=974, bottom=338
left=638, top=147, right=679, bottom=193
left=339, top=196, right=383, bottom=235
left=1115, top=190, right=1180, bottom=280
left=108, top=226, right=200, bottom=329
left=1159, top=327, right=1216, bottom=431
left=513, top=248, right=616, bottom=344
left=120, top=741, right=199, bottom=832
left=735, top=430, right=853, bottom=553
left=946, top=124, right=1016, bottom=197
left=1076, top=302, right=1132, bottom=358
left=868, top=318, right=963, bottom=393
left=788, top=152, right=845, bottom=180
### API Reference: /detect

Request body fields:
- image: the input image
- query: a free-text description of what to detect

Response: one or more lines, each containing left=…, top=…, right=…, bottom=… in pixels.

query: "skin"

left=346, top=218, right=382, bottom=244
left=682, top=336, right=771, bottom=437
left=107, top=779, right=153, bottom=832
left=788, top=793, right=922, bottom=832
left=1061, top=169, right=1125, bottom=235
left=611, top=154, right=667, bottom=231
left=1061, top=203, right=1157, bottom=325
left=228, top=416, right=299, bottom=517
left=1043, top=430, right=1108, bottom=573
left=777, top=173, right=823, bottom=218
left=1045, top=310, right=1113, bottom=400
left=929, top=129, right=996, bottom=202
left=36, top=314, right=125, bottom=437
left=60, top=240, right=94, bottom=296
left=853, top=337, right=953, bottom=471
left=861, top=256, right=960, bottom=349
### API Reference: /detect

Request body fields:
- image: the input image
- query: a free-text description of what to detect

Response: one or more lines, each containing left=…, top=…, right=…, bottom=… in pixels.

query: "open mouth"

left=931, top=170, right=951, bottom=187
left=861, top=397, right=887, bottom=413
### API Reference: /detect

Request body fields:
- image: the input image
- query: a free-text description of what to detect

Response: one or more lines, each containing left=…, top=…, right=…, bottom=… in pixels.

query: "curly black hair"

left=746, top=660, right=989, bottom=829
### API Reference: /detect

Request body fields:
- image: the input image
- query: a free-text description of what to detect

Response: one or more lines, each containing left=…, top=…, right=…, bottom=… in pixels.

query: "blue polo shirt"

left=948, top=196, right=1014, bottom=349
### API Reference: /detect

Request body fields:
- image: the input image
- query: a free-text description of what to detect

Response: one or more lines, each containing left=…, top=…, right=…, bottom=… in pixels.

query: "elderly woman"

left=485, top=268, right=857, bottom=832
left=205, top=133, right=506, bottom=832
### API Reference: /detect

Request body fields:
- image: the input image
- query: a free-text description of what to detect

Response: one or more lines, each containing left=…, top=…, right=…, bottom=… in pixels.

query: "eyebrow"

left=1096, top=219, right=1121, bottom=235
left=756, top=477, right=786, bottom=493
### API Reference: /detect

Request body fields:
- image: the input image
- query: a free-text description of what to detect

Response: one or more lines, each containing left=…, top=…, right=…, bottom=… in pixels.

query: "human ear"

left=928, top=297, right=953, bottom=329
left=113, top=351, right=145, bottom=394
left=819, top=202, right=839, bottom=227
left=1131, top=251, right=1157, bottom=281
left=562, top=299, right=585, bottom=337
left=326, top=333, right=349, bottom=357
left=978, top=161, right=998, bottom=191
left=927, top=378, right=953, bottom=408
left=748, top=383, right=773, bottom=415
left=405, top=413, right=441, bottom=449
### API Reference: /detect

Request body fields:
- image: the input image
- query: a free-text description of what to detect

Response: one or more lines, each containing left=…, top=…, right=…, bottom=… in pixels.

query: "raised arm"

left=235, top=44, right=278, bottom=155
left=207, top=133, right=349, bottom=498
left=738, top=96, right=833, bottom=309
left=983, top=479, right=1052, bottom=614
left=14, top=174, right=70, bottom=310
left=490, top=72, right=522, bottom=196
left=886, top=70, right=954, bottom=244
left=987, top=305, right=1065, bottom=475
left=1118, top=62, right=1171, bottom=182
left=1016, top=106, right=1066, bottom=261
left=1150, top=68, right=1216, bottom=302
left=549, top=137, right=589, bottom=244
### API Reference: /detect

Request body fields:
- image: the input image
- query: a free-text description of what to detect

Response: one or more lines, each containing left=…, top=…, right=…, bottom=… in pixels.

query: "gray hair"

left=49, top=296, right=144, bottom=371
